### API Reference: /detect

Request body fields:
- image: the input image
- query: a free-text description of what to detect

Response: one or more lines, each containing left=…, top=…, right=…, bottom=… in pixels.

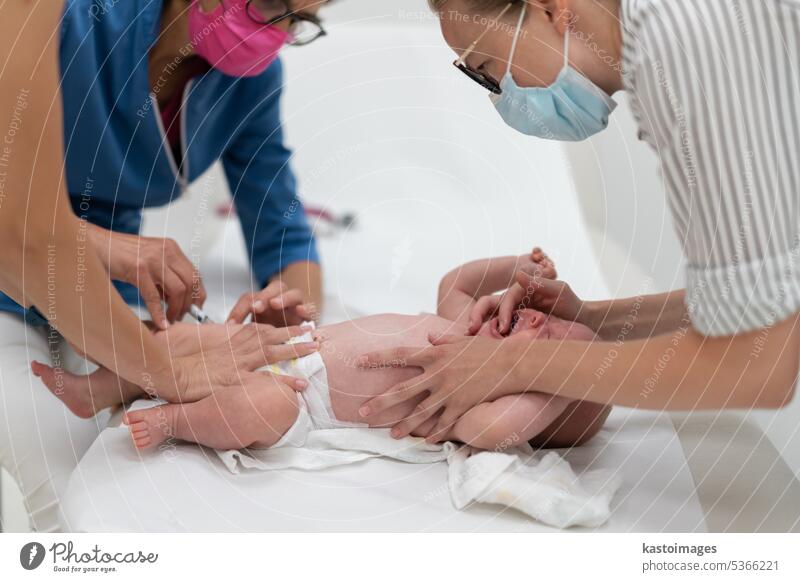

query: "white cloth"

left=0, top=313, right=108, bottom=532
left=216, top=428, right=622, bottom=529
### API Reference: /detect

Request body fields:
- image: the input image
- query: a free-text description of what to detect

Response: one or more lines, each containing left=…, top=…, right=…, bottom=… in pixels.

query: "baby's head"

left=477, top=309, right=595, bottom=342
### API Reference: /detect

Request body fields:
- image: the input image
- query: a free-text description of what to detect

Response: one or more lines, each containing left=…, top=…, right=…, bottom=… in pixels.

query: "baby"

left=34, top=249, right=610, bottom=452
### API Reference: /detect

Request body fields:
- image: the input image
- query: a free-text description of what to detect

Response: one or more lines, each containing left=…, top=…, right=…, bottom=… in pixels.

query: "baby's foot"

left=124, top=405, right=180, bottom=450
left=32, top=361, right=98, bottom=419
left=530, top=247, right=557, bottom=279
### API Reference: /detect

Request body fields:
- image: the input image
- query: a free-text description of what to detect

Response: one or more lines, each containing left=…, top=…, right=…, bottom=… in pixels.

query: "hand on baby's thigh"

left=155, top=322, right=246, bottom=357
left=450, top=393, right=572, bottom=450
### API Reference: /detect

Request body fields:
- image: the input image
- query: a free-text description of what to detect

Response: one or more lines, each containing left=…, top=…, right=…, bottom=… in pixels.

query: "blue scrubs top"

left=3, top=0, right=319, bottom=325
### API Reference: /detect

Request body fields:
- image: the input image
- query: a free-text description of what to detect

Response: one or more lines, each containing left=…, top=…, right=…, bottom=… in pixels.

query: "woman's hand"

left=467, top=247, right=559, bottom=335
left=471, top=273, right=586, bottom=336
left=88, top=224, right=206, bottom=329
left=167, top=323, right=317, bottom=403
left=228, top=280, right=317, bottom=327
left=356, top=333, right=524, bottom=443
left=512, top=269, right=587, bottom=326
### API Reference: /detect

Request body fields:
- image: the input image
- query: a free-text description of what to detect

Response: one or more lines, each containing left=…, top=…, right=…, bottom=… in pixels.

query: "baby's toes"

left=132, top=433, right=152, bottom=450
left=31, top=361, right=59, bottom=390
left=531, top=247, right=547, bottom=261
left=531, top=251, right=557, bottom=279
left=123, top=413, right=156, bottom=449
left=127, top=420, right=152, bottom=449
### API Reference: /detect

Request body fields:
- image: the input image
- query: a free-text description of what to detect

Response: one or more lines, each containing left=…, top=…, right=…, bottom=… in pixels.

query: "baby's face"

left=477, top=309, right=595, bottom=342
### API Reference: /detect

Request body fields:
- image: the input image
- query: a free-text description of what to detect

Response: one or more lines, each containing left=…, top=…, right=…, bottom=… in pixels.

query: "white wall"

left=562, top=93, right=686, bottom=298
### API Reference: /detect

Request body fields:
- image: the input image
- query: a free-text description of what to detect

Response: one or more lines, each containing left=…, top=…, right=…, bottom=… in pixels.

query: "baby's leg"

left=447, top=393, right=573, bottom=451
left=530, top=247, right=557, bottom=279
left=32, top=323, right=249, bottom=418
left=123, top=379, right=300, bottom=450
left=32, top=361, right=143, bottom=419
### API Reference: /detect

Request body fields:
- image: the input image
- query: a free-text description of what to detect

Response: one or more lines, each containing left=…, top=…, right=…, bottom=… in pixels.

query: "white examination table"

left=61, top=408, right=703, bottom=532
left=58, top=183, right=800, bottom=532
left=60, top=211, right=709, bottom=533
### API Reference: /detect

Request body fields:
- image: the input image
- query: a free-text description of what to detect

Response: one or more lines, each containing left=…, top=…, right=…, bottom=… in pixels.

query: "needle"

left=189, top=305, right=215, bottom=325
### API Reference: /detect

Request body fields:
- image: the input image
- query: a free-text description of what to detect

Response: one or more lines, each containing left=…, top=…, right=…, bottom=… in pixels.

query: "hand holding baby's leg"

left=490, top=248, right=558, bottom=335
left=173, top=323, right=319, bottom=403
left=160, top=322, right=315, bottom=358
left=32, top=361, right=143, bottom=418
left=154, top=322, right=245, bottom=356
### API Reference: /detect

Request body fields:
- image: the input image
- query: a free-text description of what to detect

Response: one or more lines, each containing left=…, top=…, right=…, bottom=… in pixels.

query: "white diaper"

left=262, top=324, right=366, bottom=448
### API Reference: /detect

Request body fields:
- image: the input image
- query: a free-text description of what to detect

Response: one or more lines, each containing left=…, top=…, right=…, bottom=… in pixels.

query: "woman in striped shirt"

left=358, top=0, right=800, bottom=442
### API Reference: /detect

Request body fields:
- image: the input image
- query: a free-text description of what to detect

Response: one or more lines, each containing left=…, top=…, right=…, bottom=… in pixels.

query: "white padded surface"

left=61, top=407, right=704, bottom=532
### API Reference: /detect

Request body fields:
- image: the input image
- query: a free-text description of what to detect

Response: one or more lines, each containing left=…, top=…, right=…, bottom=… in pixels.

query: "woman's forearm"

left=22, top=216, right=174, bottom=388
left=0, top=1, right=175, bottom=392
left=582, top=290, right=688, bottom=341
left=504, top=310, right=800, bottom=410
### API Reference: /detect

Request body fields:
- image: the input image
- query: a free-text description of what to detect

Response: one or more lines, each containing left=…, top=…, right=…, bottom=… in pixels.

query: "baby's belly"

left=326, top=362, right=425, bottom=427
left=316, top=314, right=465, bottom=426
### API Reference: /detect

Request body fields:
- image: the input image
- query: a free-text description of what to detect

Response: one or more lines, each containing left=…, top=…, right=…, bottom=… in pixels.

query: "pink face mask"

left=188, top=0, right=290, bottom=78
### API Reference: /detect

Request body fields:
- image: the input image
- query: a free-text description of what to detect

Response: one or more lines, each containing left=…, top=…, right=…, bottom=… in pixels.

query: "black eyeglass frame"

left=452, top=1, right=523, bottom=95
left=223, top=0, right=328, bottom=46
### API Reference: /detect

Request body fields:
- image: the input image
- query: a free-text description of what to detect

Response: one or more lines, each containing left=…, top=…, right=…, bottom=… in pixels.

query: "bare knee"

left=246, top=381, right=300, bottom=448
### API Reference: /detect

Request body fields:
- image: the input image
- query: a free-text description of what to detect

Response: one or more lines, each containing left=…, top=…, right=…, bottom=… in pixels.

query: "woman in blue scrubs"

left=0, top=0, right=328, bottom=531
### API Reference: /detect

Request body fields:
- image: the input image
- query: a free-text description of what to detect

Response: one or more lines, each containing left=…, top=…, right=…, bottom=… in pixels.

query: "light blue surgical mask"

left=490, top=4, right=617, bottom=141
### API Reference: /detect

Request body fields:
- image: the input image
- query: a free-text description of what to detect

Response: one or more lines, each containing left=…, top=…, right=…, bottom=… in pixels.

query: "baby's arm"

left=437, top=248, right=556, bottom=326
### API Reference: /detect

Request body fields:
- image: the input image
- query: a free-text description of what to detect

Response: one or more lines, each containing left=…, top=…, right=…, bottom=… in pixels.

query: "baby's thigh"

left=530, top=402, right=612, bottom=448
left=195, top=378, right=300, bottom=449
left=452, top=393, right=572, bottom=450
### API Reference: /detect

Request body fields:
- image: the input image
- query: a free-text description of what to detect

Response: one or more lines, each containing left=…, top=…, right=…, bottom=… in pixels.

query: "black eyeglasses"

left=454, top=60, right=502, bottom=94
left=452, top=1, right=518, bottom=95
left=233, top=0, right=328, bottom=46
